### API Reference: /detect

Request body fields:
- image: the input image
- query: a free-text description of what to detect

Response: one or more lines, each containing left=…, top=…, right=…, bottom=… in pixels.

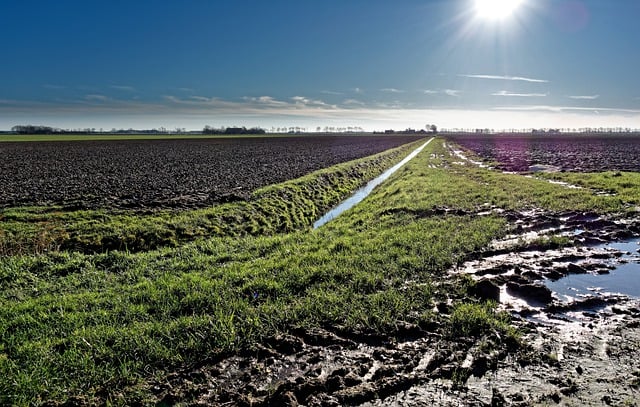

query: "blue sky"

left=2, top=0, right=640, bottom=131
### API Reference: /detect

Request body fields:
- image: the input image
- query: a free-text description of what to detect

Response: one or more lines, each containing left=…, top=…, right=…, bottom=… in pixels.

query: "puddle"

left=313, top=138, right=434, bottom=228
left=546, top=239, right=640, bottom=301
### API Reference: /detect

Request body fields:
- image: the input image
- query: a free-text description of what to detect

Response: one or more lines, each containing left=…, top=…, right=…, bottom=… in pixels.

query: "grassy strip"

left=2, top=138, right=638, bottom=405
left=0, top=140, right=423, bottom=256
left=539, top=171, right=640, bottom=210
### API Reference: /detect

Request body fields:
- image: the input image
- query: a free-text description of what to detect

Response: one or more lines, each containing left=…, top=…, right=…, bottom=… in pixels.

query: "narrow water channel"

left=313, top=137, right=434, bottom=229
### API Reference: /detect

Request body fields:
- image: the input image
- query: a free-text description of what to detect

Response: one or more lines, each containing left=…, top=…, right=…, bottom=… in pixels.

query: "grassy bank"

left=1, top=138, right=639, bottom=405
left=0, top=139, right=422, bottom=256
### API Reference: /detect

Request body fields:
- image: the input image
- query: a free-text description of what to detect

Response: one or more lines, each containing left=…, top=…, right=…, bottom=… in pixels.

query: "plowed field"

left=0, top=135, right=423, bottom=209
left=446, top=134, right=640, bottom=172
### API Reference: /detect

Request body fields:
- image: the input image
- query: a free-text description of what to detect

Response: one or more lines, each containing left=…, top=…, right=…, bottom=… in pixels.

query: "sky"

left=2, top=0, right=640, bottom=132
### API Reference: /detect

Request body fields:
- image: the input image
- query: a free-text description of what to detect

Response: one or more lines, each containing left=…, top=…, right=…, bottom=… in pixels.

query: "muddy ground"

left=124, top=209, right=639, bottom=406
left=445, top=134, right=640, bottom=173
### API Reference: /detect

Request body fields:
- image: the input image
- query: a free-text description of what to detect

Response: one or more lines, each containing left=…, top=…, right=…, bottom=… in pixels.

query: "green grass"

left=1, top=137, right=638, bottom=405
left=0, top=140, right=422, bottom=256
left=540, top=170, right=640, bottom=210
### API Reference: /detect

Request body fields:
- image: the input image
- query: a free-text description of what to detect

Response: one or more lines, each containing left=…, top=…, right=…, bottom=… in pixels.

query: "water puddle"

left=313, top=138, right=434, bottom=228
left=546, top=238, right=640, bottom=301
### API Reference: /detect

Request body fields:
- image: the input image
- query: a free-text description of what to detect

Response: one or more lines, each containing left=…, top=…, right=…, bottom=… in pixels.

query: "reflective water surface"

left=314, top=138, right=434, bottom=228
left=547, top=239, right=640, bottom=300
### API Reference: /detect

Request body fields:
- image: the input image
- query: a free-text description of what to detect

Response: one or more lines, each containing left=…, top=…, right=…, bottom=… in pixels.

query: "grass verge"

left=1, top=137, right=638, bottom=405
left=0, top=140, right=422, bottom=256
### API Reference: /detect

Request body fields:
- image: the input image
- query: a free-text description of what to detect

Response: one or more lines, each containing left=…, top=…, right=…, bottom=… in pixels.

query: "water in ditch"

left=313, top=138, right=434, bottom=228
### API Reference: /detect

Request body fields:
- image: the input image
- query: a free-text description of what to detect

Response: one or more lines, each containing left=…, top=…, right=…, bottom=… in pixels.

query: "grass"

left=0, top=139, right=422, bottom=256
left=540, top=170, right=640, bottom=210
left=1, top=137, right=638, bottom=404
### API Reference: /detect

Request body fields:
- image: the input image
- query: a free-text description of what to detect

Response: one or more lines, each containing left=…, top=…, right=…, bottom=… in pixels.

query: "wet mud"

left=135, top=209, right=640, bottom=406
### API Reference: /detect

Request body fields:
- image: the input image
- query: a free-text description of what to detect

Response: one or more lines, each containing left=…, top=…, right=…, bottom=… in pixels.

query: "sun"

left=474, top=0, right=525, bottom=21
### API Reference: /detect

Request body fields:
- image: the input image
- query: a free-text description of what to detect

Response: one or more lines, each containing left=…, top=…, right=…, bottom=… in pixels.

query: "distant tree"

left=11, top=125, right=61, bottom=134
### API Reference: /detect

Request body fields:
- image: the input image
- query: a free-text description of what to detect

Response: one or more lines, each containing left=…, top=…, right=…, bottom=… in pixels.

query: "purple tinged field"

left=0, top=135, right=424, bottom=209
left=446, top=134, right=640, bottom=173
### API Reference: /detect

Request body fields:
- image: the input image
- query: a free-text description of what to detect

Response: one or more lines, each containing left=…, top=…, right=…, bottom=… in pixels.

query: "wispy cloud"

left=352, top=87, right=364, bottom=94
left=320, top=90, right=344, bottom=95
left=423, top=89, right=461, bottom=97
left=343, top=99, right=365, bottom=106
left=380, top=88, right=404, bottom=93
left=110, top=85, right=137, bottom=92
left=492, top=91, right=548, bottom=97
left=85, top=94, right=109, bottom=102
left=460, top=74, right=549, bottom=83
left=43, top=84, right=65, bottom=90
left=569, top=95, right=600, bottom=100
left=189, top=96, right=212, bottom=102
left=3, top=96, right=640, bottom=132
left=494, top=105, right=640, bottom=114
left=243, top=96, right=289, bottom=106
left=291, top=96, right=334, bottom=107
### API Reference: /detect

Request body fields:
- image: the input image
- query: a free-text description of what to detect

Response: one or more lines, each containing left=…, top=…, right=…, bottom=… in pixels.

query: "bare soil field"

left=445, top=134, right=640, bottom=172
left=0, top=135, right=423, bottom=209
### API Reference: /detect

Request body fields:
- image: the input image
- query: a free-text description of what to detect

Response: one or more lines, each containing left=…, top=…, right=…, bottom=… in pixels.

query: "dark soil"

left=0, top=135, right=423, bottom=209
left=445, top=134, right=640, bottom=172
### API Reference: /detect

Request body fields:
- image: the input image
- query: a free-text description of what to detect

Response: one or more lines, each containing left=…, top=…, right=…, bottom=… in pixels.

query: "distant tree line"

left=11, top=125, right=64, bottom=134
left=203, top=126, right=266, bottom=135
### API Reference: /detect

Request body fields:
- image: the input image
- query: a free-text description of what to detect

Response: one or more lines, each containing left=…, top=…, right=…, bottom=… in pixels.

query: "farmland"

left=446, top=133, right=640, bottom=172
left=0, top=135, right=424, bottom=209
left=2, top=135, right=640, bottom=405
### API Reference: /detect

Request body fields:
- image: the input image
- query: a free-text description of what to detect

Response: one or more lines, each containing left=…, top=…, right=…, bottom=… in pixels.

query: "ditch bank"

left=116, top=209, right=640, bottom=406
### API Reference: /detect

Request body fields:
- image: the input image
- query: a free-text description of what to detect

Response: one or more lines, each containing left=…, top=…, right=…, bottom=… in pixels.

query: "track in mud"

left=0, top=135, right=423, bottom=210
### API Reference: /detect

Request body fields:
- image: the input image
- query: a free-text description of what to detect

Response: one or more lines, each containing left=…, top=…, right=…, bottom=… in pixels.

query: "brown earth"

left=0, top=135, right=423, bottom=210
left=445, top=134, right=640, bottom=173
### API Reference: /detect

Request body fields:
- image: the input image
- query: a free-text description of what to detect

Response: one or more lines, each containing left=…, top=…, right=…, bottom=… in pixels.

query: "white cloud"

left=343, top=99, right=365, bottom=106
left=85, top=94, right=109, bottom=101
left=380, top=88, right=404, bottom=93
left=189, top=96, right=212, bottom=102
left=494, top=105, right=640, bottom=114
left=492, top=91, right=548, bottom=97
left=291, top=96, right=333, bottom=107
left=569, top=95, right=600, bottom=100
left=110, top=85, right=137, bottom=92
left=352, top=87, right=364, bottom=94
left=460, top=74, right=549, bottom=83
left=4, top=94, right=640, bottom=132
left=320, top=90, right=343, bottom=95
left=243, top=96, right=289, bottom=106
left=422, top=89, right=461, bottom=97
